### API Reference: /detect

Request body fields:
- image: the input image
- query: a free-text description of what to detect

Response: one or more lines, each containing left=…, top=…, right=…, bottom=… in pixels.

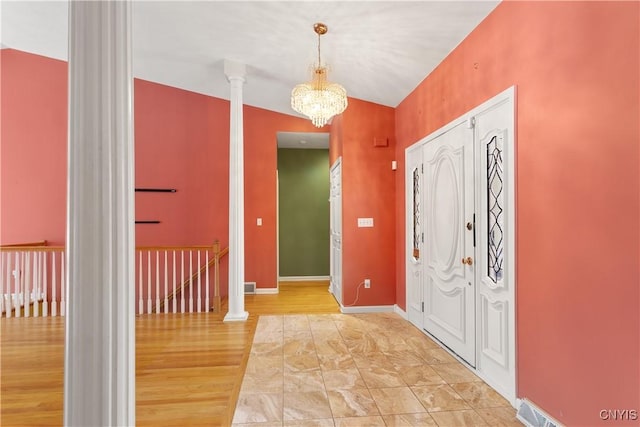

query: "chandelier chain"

left=317, top=32, right=322, bottom=68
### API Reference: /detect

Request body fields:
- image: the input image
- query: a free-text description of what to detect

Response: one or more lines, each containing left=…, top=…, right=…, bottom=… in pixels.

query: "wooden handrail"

left=0, top=246, right=63, bottom=252
left=135, top=245, right=218, bottom=251
left=0, top=240, right=48, bottom=248
left=1, top=244, right=215, bottom=251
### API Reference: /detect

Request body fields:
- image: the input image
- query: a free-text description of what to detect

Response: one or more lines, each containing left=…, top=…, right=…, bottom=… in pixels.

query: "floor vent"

left=244, top=282, right=256, bottom=294
left=517, top=399, right=561, bottom=427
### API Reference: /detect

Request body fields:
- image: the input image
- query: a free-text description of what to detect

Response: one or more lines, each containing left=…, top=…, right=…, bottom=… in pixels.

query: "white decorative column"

left=64, top=1, right=135, bottom=426
left=224, top=60, right=249, bottom=322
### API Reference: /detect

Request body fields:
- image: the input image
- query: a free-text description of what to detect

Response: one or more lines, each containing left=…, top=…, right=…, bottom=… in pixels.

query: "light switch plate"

left=357, top=218, right=374, bottom=227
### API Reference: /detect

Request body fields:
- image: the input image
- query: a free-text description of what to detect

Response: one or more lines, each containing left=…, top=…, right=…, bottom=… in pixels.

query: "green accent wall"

left=278, top=148, right=330, bottom=277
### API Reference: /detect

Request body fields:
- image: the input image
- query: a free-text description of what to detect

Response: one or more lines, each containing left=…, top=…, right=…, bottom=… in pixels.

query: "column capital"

left=224, top=60, right=246, bottom=82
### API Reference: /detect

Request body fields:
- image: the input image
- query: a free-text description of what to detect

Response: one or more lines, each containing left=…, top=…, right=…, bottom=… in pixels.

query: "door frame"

left=405, top=86, right=517, bottom=403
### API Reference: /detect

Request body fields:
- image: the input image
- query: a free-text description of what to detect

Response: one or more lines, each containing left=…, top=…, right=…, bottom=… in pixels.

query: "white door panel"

left=423, top=123, right=475, bottom=366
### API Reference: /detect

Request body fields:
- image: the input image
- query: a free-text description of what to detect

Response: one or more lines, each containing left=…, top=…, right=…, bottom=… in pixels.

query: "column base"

left=224, top=311, right=249, bottom=322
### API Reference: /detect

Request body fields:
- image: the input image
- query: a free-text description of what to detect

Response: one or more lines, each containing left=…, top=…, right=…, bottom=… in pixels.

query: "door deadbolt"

left=466, top=222, right=473, bottom=231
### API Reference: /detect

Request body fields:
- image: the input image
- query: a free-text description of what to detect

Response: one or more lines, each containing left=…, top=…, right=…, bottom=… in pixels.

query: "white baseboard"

left=279, top=276, right=330, bottom=282
left=340, top=305, right=395, bottom=314
left=393, top=304, right=408, bottom=320
left=255, top=287, right=279, bottom=295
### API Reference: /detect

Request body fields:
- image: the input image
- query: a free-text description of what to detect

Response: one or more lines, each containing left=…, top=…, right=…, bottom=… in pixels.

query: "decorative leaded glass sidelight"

left=412, top=167, right=420, bottom=259
left=487, top=135, right=504, bottom=282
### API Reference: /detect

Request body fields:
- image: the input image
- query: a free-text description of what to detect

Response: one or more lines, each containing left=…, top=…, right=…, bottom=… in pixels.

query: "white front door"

left=406, top=146, right=424, bottom=328
left=405, top=87, right=516, bottom=404
left=423, top=122, right=476, bottom=366
left=329, top=159, right=342, bottom=305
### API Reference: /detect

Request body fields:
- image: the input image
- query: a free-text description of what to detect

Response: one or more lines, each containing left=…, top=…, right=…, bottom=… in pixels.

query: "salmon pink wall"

left=243, top=106, right=327, bottom=289
left=394, top=2, right=639, bottom=425
left=1, top=48, right=326, bottom=293
left=340, top=98, right=396, bottom=307
left=329, top=114, right=343, bottom=166
left=134, top=79, right=230, bottom=247
left=1, top=49, right=67, bottom=245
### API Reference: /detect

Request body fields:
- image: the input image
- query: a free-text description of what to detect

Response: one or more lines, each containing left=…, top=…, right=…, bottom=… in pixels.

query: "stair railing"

left=0, top=240, right=228, bottom=317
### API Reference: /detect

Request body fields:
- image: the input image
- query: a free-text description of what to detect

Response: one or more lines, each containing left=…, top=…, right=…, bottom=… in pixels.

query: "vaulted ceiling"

left=1, top=1, right=499, bottom=118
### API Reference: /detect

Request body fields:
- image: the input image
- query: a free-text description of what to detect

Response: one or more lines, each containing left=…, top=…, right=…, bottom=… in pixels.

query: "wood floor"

left=1, top=281, right=340, bottom=426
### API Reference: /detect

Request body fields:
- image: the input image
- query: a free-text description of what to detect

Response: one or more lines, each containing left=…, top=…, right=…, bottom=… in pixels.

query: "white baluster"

left=146, top=250, right=152, bottom=314
left=60, top=251, right=65, bottom=316
left=205, top=251, right=210, bottom=312
left=42, top=252, right=48, bottom=316
left=52, top=252, right=58, bottom=317
left=155, top=251, right=160, bottom=313
left=6, top=252, right=14, bottom=318
left=172, top=251, right=177, bottom=314
left=1, top=252, right=6, bottom=316
left=197, top=251, right=202, bottom=313
left=180, top=251, right=185, bottom=313
left=138, top=251, right=143, bottom=315
left=16, top=253, right=24, bottom=318
left=188, top=251, right=193, bottom=313
left=164, top=251, right=168, bottom=314
left=33, top=252, right=40, bottom=317
left=24, top=252, right=31, bottom=317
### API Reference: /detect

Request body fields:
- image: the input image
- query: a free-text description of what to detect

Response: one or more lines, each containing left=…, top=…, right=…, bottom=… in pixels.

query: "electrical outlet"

left=364, top=279, right=371, bottom=288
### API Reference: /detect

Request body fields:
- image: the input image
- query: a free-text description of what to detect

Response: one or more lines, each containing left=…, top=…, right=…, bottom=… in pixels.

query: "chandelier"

left=291, top=23, right=348, bottom=127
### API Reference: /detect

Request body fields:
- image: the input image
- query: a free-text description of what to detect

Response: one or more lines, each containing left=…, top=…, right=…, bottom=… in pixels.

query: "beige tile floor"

left=232, top=313, right=523, bottom=427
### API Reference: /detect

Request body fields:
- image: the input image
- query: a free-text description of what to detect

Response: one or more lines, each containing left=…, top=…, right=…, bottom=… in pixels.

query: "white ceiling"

left=1, top=1, right=499, bottom=118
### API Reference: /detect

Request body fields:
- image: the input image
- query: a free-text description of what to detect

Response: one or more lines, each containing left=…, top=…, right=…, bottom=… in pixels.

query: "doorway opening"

left=276, top=132, right=331, bottom=284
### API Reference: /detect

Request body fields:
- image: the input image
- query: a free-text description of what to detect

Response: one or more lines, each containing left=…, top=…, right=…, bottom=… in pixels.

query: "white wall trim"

left=255, top=288, right=279, bottom=295
left=393, top=304, right=408, bottom=320
left=279, top=276, right=330, bottom=282
left=340, top=305, right=395, bottom=314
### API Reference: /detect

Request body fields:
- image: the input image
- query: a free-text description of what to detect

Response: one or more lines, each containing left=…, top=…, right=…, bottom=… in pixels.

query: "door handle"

left=461, top=257, right=473, bottom=266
